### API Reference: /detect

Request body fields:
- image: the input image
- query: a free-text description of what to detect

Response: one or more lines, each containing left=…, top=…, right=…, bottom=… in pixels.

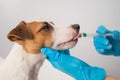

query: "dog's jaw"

left=56, top=39, right=78, bottom=50
left=52, top=36, right=78, bottom=50
left=51, top=24, right=80, bottom=50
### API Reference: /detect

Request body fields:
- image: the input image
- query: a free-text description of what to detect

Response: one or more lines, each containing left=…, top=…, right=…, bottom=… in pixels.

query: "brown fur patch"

left=7, top=21, right=34, bottom=41
left=7, top=21, right=53, bottom=54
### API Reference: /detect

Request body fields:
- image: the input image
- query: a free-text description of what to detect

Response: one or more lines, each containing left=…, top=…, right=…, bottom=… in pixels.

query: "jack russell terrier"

left=0, top=21, right=80, bottom=80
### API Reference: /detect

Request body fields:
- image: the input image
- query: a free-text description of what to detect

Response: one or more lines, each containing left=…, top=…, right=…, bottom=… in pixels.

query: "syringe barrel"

left=80, top=33, right=112, bottom=37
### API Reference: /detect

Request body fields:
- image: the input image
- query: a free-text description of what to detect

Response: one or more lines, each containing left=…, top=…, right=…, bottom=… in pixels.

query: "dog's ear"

left=7, top=21, right=34, bottom=42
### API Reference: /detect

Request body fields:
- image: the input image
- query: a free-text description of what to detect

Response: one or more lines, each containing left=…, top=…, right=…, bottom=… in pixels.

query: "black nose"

left=72, top=24, right=80, bottom=32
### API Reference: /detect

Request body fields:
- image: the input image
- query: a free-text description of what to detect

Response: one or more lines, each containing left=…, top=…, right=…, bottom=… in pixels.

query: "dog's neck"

left=3, top=43, right=45, bottom=80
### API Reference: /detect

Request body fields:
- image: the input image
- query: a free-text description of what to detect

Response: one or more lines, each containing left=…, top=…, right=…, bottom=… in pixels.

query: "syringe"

left=78, top=33, right=112, bottom=38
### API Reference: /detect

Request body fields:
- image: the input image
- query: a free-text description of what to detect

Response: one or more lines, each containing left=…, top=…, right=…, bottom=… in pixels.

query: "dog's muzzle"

left=71, top=24, right=80, bottom=33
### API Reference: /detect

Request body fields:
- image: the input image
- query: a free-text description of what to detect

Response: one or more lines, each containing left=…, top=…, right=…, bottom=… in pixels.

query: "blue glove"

left=94, top=25, right=120, bottom=56
left=41, top=48, right=106, bottom=80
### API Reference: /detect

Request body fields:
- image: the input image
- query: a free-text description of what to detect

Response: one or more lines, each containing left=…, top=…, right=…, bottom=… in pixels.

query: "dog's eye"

left=37, top=23, right=52, bottom=32
left=41, top=24, right=50, bottom=31
left=42, top=25, right=50, bottom=30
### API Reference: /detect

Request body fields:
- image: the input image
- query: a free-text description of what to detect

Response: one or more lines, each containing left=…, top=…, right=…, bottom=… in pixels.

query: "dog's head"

left=7, top=21, right=80, bottom=53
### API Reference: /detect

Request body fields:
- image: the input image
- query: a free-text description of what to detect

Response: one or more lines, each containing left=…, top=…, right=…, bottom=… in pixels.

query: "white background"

left=0, top=0, right=120, bottom=79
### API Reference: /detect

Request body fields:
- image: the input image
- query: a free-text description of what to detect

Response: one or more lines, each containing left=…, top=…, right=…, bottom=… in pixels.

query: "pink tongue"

left=73, top=34, right=81, bottom=40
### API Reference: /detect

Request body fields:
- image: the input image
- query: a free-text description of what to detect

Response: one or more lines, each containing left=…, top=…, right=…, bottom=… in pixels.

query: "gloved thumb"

left=41, top=48, right=60, bottom=60
left=41, top=48, right=54, bottom=58
left=96, top=25, right=111, bottom=34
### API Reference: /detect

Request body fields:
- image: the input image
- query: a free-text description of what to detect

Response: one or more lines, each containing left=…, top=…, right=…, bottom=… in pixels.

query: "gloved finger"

left=96, top=48, right=105, bottom=54
left=41, top=48, right=57, bottom=58
left=94, top=36, right=112, bottom=49
left=94, top=42, right=112, bottom=49
left=63, top=49, right=70, bottom=55
left=94, top=36, right=109, bottom=45
left=41, top=48, right=63, bottom=61
left=41, top=47, right=52, bottom=55
left=96, top=25, right=112, bottom=34
left=96, top=48, right=116, bottom=55
left=57, top=49, right=70, bottom=55
left=112, top=30, right=120, bottom=40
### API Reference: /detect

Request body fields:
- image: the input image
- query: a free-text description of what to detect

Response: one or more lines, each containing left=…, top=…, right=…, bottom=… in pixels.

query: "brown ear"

left=7, top=21, right=34, bottom=42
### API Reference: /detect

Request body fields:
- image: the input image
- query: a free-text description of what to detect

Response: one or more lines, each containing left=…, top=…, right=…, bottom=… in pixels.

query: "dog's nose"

left=72, top=24, right=80, bottom=32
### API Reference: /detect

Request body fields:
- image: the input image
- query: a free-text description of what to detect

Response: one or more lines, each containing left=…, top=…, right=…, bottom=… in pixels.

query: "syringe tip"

left=82, top=33, right=87, bottom=37
left=78, top=33, right=87, bottom=38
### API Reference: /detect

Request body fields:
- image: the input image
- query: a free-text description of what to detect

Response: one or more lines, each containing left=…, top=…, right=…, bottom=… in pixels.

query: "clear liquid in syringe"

left=78, top=33, right=112, bottom=38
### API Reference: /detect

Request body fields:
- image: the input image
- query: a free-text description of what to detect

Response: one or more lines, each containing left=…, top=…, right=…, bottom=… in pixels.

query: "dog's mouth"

left=57, top=34, right=80, bottom=47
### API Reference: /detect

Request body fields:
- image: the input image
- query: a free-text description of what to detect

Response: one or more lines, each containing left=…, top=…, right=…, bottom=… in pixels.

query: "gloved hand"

left=41, top=48, right=106, bottom=80
left=94, top=25, right=120, bottom=56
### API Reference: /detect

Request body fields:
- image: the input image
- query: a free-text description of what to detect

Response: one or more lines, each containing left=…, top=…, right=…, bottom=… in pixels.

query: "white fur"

left=52, top=24, right=78, bottom=50
left=0, top=43, right=45, bottom=80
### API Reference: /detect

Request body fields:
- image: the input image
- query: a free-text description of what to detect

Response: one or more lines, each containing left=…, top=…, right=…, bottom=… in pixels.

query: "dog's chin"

left=54, top=39, right=78, bottom=50
left=52, top=33, right=80, bottom=50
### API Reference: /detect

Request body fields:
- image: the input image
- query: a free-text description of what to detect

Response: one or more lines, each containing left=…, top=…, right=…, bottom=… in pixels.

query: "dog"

left=0, top=21, right=80, bottom=80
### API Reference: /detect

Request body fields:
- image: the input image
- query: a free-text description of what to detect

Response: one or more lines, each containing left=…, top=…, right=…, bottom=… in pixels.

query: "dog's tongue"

left=73, top=34, right=81, bottom=40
